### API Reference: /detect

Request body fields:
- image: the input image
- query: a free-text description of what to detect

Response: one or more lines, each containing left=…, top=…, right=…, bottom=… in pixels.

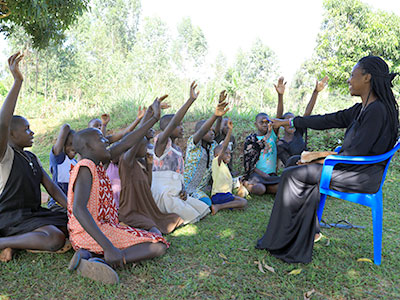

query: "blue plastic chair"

left=317, top=137, right=400, bottom=265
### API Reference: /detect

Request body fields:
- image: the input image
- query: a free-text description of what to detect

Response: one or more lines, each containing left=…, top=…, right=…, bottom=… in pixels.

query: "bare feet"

left=211, top=205, right=218, bottom=215
left=0, top=248, right=15, bottom=262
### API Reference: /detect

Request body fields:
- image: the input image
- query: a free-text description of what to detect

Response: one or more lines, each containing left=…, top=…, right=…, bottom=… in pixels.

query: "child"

left=214, top=116, right=236, bottom=171
left=242, top=78, right=283, bottom=195
left=48, top=123, right=77, bottom=212
left=118, top=117, right=183, bottom=234
left=184, top=90, right=230, bottom=206
left=0, top=53, right=68, bottom=262
left=211, top=119, right=247, bottom=215
left=105, top=106, right=147, bottom=208
left=151, top=82, right=210, bottom=224
left=277, top=76, right=329, bottom=166
left=88, top=106, right=147, bottom=144
left=68, top=97, right=168, bottom=284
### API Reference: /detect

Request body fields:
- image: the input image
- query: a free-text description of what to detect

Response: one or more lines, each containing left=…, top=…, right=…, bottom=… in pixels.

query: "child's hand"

left=104, top=246, right=125, bottom=269
left=227, top=119, right=233, bottom=131
left=8, top=52, right=24, bottom=81
left=160, top=102, right=171, bottom=110
left=219, top=90, right=227, bottom=103
left=151, top=94, right=168, bottom=120
left=315, top=76, right=329, bottom=93
left=101, top=114, right=110, bottom=125
left=274, top=76, right=286, bottom=95
left=136, top=106, right=146, bottom=119
left=189, top=81, right=200, bottom=101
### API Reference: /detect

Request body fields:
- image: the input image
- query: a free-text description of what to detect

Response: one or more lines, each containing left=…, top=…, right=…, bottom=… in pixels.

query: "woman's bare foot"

left=211, top=205, right=219, bottom=215
left=0, top=248, right=15, bottom=262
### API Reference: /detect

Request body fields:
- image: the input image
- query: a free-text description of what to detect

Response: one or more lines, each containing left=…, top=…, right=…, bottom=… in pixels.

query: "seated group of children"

left=0, top=52, right=328, bottom=284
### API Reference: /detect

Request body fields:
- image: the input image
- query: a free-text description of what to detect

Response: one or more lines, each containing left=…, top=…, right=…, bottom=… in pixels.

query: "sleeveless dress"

left=151, top=136, right=210, bottom=224
left=67, top=159, right=169, bottom=254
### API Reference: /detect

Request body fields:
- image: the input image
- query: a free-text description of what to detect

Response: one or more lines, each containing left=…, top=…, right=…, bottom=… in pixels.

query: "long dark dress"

left=118, top=159, right=183, bottom=234
left=256, top=101, right=398, bottom=263
left=0, top=147, right=67, bottom=237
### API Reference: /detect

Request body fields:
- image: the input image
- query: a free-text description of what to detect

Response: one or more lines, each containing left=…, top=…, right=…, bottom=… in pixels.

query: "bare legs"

left=0, top=225, right=66, bottom=262
left=211, top=196, right=247, bottom=215
left=243, top=181, right=278, bottom=195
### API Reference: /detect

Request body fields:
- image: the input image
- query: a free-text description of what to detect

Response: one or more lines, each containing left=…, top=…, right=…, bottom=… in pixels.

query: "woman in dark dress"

left=256, top=56, right=399, bottom=263
left=0, top=53, right=68, bottom=262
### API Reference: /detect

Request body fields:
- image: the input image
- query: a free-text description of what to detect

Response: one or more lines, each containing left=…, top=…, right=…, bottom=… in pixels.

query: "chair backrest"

left=377, top=137, right=400, bottom=192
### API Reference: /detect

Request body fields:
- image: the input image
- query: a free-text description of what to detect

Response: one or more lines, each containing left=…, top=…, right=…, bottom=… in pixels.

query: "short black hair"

left=160, top=114, right=174, bottom=131
left=195, top=120, right=206, bottom=132
left=73, top=128, right=98, bottom=154
left=88, top=118, right=101, bottom=128
left=282, top=112, right=294, bottom=119
left=10, top=115, right=27, bottom=132
left=255, top=113, right=269, bottom=122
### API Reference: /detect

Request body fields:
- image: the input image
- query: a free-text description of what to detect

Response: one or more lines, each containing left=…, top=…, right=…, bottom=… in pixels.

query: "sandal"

left=27, top=239, right=72, bottom=254
left=76, top=257, right=119, bottom=284
left=68, top=249, right=92, bottom=271
left=314, top=233, right=324, bottom=243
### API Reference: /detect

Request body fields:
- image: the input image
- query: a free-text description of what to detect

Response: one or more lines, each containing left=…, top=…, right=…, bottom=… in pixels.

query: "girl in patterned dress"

left=68, top=97, right=169, bottom=284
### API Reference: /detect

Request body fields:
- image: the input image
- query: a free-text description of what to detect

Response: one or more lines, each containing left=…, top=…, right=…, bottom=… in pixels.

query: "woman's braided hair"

left=358, top=56, right=399, bottom=144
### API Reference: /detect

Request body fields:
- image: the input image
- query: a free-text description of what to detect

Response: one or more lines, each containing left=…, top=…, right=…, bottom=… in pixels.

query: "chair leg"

left=317, top=194, right=327, bottom=222
left=371, top=197, right=383, bottom=265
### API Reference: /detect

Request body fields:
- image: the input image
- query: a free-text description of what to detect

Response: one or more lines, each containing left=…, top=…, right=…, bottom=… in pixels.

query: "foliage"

left=0, top=0, right=89, bottom=49
left=310, top=0, right=400, bottom=93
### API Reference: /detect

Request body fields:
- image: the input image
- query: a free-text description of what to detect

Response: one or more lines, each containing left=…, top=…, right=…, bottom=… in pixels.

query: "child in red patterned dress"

left=67, top=97, right=169, bottom=284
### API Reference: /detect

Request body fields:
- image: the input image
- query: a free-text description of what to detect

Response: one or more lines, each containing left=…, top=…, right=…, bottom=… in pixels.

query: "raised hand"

left=189, top=81, right=200, bottom=101
left=136, top=106, right=146, bottom=119
left=227, top=119, right=233, bottom=131
left=160, top=102, right=171, bottom=110
left=274, top=76, right=286, bottom=95
left=151, top=95, right=168, bottom=120
left=8, top=52, right=24, bottom=81
left=219, top=90, right=227, bottom=103
left=101, top=113, right=111, bottom=125
left=315, top=76, right=329, bottom=93
left=215, top=101, right=229, bottom=117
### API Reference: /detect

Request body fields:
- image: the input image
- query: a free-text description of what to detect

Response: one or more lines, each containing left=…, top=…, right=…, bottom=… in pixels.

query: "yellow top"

left=211, top=157, right=232, bottom=196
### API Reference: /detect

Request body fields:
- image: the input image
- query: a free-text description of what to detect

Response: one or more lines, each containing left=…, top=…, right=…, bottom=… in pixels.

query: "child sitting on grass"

left=67, top=97, right=168, bottom=284
left=184, top=90, right=230, bottom=206
left=48, top=123, right=77, bottom=212
left=214, top=116, right=236, bottom=172
left=0, top=53, right=68, bottom=262
left=151, top=82, right=210, bottom=224
left=211, top=119, right=247, bottom=215
left=277, top=76, right=329, bottom=166
left=118, top=103, right=183, bottom=234
left=242, top=78, right=284, bottom=195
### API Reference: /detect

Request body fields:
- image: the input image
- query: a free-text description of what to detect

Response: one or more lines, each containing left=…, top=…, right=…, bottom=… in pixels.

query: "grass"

left=1, top=100, right=400, bottom=299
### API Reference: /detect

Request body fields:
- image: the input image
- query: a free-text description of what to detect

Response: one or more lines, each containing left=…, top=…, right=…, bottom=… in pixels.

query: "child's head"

left=214, top=144, right=231, bottom=164
left=88, top=118, right=102, bottom=130
left=9, top=115, right=34, bottom=148
left=254, top=113, right=271, bottom=135
left=64, top=130, right=76, bottom=159
left=160, top=114, right=184, bottom=139
left=282, top=112, right=295, bottom=134
left=146, top=128, right=155, bottom=140
left=73, top=128, right=110, bottom=164
left=220, top=117, right=230, bottom=135
left=195, top=120, right=215, bottom=144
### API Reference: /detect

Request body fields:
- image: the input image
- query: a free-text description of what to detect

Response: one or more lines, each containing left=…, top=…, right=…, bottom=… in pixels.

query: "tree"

left=310, top=0, right=400, bottom=92
left=0, top=0, right=89, bottom=49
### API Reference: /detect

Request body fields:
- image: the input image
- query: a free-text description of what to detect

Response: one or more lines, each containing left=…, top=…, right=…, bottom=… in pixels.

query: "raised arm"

left=274, top=76, right=285, bottom=120
left=110, top=97, right=164, bottom=161
left=193, top=90, right=229, bottom=145
left=53, top=124, right=71, bottom=156
left=73, top=166, right=125, bottom=269
left=155, top=82, right=199, bottom=157
left=0, top=53, right=24, bottom=161
left=106, top=106, right=146, bottom=144
left=304, top=76, right=328, bottom=116
left=100, top=114, right=110, bottom=136
left=217, top=119, right=233, bottom=166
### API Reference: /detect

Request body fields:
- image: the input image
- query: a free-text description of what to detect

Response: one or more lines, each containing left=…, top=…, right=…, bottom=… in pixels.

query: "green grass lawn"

left=1, top=113, right=399, bottom=300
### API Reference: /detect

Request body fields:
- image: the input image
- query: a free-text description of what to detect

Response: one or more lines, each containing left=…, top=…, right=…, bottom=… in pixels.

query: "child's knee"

left=151, top=243, right=167, bottom=257
left=47, top=230, right=66, bottom=251
left=252, top=184, right=266, bottom=195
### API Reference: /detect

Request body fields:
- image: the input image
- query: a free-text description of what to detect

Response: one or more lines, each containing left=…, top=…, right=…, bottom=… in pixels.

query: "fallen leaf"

left=325, top=239, right=330, bottom=246
left=257, top=261, right=265, bottom=274
left=288, top=268, right=302, bottom=275
left=238, top=248, right=249, bottom=252
left=218, top=253, right=228, bottom=260
left=357, top=258, right=373, bottom=263
left=304, top=289, right=315, bottom=300
left=262, top=260, right=275, bottom=273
